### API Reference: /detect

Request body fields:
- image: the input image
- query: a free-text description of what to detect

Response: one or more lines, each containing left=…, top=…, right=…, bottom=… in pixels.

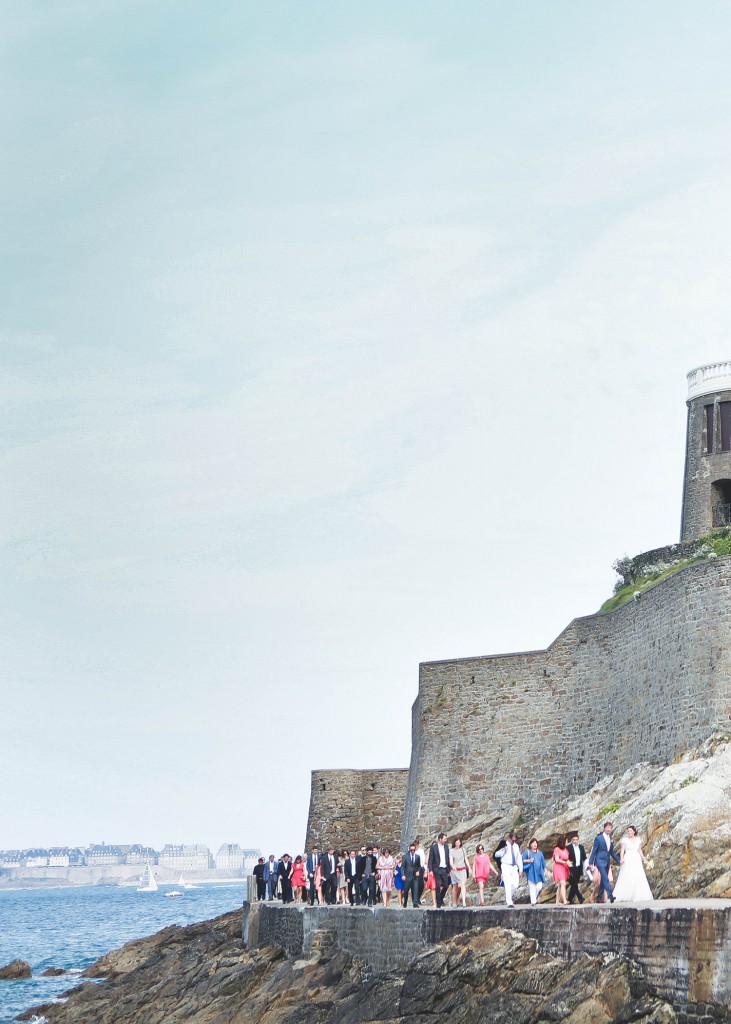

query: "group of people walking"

left=493, top=822, right=653, bottom=906
left=252, top=822, right=653, bottom=908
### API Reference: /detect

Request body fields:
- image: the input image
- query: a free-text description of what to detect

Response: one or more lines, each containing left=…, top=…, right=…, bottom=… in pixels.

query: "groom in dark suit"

left=588, top=822, right=620, bottom=903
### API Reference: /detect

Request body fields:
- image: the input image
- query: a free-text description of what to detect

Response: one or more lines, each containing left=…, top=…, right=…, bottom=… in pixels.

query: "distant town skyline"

left=5, top=1, right=731, bottom=854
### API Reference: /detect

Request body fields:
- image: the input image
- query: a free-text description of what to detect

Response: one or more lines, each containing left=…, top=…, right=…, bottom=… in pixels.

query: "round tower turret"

left=681, top=361, right=731, bottom=540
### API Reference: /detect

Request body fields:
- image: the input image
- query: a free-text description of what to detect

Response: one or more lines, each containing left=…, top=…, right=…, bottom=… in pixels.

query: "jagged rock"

left=41, top=967, right=67, bottom=976
left=0, top=958, right=31, bottom=979
left=23, top=911, right=676, bottom=1024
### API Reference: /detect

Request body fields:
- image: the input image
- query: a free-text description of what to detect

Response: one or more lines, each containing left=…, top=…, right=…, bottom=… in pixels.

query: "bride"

left=612, top=825, right=653, bottom=901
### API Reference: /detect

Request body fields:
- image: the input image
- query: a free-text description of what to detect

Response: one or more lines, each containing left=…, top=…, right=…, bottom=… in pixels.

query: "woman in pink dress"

left=552, top=835, right=570, bottom=904
left=472, top=844, right=494, bottom=907
left=291, top=855, right=307, bottom=902
left=377, top=848, right=395, bottom=907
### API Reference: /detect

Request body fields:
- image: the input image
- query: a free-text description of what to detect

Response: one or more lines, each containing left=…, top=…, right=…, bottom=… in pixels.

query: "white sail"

left=178, top=874, right=185, bottom=887
left=137, top=863, right=158, bottom=892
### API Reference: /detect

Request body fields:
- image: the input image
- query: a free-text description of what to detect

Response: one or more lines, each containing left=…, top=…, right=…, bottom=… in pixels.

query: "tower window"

left=705, top=404, right=714, bottom=453
left=721, top=403, right=731, bottom=452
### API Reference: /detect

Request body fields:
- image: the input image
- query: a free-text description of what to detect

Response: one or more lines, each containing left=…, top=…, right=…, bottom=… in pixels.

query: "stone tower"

left=682, top=361, right=731, bottom=541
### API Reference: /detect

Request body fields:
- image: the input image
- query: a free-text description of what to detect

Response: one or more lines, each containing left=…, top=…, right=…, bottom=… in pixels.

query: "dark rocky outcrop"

left=0, top=959, right=31, bottom=980
left=41, top=967, right=67, bottom=976
left=23, top=909, right=676, bottom=1024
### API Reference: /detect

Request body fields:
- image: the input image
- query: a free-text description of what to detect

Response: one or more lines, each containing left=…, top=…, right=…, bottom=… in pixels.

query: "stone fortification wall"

left=305, top=769, right=409, bottom=851
left=246, top=901, right=731, bottom=1015
left=402, top=556, right=731, bottom=846
left=682, top=388, right=731, bottom=541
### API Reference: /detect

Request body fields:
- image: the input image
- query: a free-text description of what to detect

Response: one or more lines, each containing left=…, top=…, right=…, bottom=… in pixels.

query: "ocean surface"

left=0, top=883, right=247, bottom=1023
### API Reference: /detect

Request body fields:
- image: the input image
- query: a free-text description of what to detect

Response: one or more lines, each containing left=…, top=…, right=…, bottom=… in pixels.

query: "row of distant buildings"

left=0, top=843, right=260, bottom=873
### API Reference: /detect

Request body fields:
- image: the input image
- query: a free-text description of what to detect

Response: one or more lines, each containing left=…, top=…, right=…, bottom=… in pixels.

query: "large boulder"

left=0, top=959, right=32, bottom=979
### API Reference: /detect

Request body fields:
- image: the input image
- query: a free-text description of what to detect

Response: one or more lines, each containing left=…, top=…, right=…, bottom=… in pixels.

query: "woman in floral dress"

left=377, top=848, right=395, bottom=907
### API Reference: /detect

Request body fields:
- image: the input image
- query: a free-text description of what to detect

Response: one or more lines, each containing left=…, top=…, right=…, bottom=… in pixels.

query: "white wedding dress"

left=612, top=836, right=653, bottom=902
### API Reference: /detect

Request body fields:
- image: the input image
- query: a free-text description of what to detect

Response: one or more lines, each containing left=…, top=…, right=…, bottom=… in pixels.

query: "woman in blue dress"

left=522, top=839, right=547, bottom=905
left=393, top=853, right=405, bottom=906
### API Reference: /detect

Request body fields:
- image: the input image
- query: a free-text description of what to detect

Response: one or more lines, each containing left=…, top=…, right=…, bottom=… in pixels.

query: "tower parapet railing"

left=688, top=362, right=731, bottom=400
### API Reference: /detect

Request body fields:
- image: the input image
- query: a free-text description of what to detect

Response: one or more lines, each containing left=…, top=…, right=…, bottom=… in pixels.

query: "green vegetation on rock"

left=600, top=529, right=731, bottom=613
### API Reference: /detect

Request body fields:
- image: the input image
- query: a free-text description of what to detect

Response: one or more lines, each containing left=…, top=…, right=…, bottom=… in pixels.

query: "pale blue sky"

left=3, top=2, right=731, bottom=854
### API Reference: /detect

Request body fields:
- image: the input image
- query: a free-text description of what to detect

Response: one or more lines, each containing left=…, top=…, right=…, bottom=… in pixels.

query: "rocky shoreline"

left=12, top=734, right=731, bottom=1023
left=13, top=905, right=685, bottom=1024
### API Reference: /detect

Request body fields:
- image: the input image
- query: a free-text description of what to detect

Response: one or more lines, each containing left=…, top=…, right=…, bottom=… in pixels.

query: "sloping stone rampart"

left=402, top=556, right=731, bottom=845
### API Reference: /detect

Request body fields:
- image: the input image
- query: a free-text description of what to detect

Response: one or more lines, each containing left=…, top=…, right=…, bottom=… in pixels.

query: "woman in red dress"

left=291, top=855, right=307, bottom=903
left=472, top=844, right=494, bottom=907
left=552, top=835, right=570, bottom=905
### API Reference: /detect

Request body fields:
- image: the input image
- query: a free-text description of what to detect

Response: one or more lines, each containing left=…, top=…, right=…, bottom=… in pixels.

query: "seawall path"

left=245, top=899, right=731, bottom=1016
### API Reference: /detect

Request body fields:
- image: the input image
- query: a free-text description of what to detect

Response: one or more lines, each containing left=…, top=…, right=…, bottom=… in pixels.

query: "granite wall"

left=402, top=556, right=731, bottom=845
left=682, top=389, right=731, bottom=541
left=305, top=769, right=409, bottom=851
left=246, top=901, right=731, bottom=1018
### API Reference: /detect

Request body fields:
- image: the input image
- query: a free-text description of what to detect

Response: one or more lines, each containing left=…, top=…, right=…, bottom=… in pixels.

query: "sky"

left=3, top=1, right=731, bottom=857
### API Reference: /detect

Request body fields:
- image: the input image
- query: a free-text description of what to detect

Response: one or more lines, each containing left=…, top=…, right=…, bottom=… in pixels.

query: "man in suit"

left=402, top=842, right=423, bottom=908
left=320, top=846, right=339, bottom=905
left=359, top=845, right=378, bottom=906
left=252, top=857, right=267, bottom=901
left=264, top=854, right=279, bottom=900
left=567, top=832, right=586, bottom=904
left=344, top=849, right=360, bottom=905
left=588, top=822, right=620, bottom=903
left=306, top=847, right=320, bottom=905
left=428, top=833, right=451, bottom=908
left=278, top=854, right=293, bottom=903
left=494, top=831, right=522, bottom=907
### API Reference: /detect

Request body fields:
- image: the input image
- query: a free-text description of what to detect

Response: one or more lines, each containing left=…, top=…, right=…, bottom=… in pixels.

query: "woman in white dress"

left=612, top=825, right=653, bottom=902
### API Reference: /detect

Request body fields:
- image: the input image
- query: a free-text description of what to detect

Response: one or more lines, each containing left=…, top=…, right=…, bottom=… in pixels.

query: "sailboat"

left=180, top=873, right=197, bottom=890
left=137, top=863, right=158, bottom=892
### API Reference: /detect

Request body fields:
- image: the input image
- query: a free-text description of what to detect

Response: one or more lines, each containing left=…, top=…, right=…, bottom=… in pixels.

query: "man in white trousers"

left=495, top=831, right=523, bottom=907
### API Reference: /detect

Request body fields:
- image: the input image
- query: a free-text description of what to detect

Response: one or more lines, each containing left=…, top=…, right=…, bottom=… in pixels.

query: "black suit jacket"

left=567, top=843, right=586, bottom=875
left=278, top=859, right=292, bottom=880
left=402, top=851, right=422, bottom=881
left=357, top=853, right=377, bottom=879
left=319, top=852, right=338, bottom=879
left=428, top=842, right=450, bottom=874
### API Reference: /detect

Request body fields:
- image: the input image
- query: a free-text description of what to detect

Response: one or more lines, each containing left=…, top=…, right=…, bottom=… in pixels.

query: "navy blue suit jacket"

left=588, top=833, right=620, bottom=867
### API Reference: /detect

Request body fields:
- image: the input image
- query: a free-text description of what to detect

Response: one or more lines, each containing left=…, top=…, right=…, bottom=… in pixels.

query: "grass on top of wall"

left=599, top=558, right=703, bottom=613
left=599, top=529, right=731, bottom=614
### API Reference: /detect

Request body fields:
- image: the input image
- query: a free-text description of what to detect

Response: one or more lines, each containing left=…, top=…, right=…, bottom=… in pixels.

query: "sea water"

left=0, top=883, right=247, bottom=1023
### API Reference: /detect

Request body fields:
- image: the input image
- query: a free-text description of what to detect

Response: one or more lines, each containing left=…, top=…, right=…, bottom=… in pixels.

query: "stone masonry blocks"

left=401, top=556, right=731, bottom=846
left=305, top=769, right=409, bottom=852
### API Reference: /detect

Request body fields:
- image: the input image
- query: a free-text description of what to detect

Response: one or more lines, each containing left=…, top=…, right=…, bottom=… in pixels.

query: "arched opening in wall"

left=711, top=479, right=731, bottom=526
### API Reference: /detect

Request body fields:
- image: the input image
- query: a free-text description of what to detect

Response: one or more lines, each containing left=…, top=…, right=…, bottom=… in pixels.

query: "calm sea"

left=0, top=883, right=247, bottom=1023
